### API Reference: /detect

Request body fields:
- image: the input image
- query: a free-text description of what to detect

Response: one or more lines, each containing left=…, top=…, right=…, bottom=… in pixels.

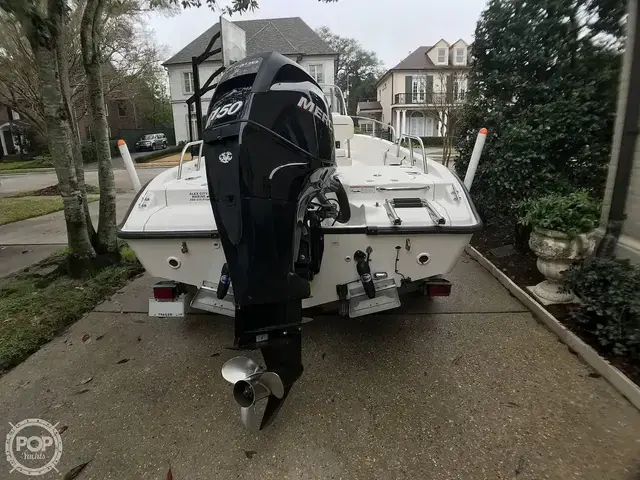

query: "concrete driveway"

left=1, top=255, right=639, bottom=479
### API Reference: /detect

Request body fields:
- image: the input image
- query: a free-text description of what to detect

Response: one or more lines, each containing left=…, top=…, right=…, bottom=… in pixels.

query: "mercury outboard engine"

left=203, top=52, right=350, bottom=429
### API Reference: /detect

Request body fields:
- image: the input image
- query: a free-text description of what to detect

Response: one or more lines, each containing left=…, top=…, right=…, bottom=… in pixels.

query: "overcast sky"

left=147, top=0, right=488, bottom=68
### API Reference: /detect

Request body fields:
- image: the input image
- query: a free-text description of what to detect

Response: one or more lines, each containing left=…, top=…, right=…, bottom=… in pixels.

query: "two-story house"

left=0, top=105, right=22, bottom=158
left=163, top=17, right=337, bottom=144
left=375, top=39, right=471, bottom=140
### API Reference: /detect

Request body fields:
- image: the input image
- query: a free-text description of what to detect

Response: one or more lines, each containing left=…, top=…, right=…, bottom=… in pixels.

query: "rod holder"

left=464, top=128, right=488, bottom=190
left=117, top=140, right=141, bottom=192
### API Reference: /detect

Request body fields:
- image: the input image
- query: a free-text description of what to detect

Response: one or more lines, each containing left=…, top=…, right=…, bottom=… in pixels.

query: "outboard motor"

left=204, top=52, right=350, bottom=429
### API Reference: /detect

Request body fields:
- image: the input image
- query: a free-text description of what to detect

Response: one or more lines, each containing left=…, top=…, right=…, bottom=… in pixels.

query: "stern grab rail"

left=177, top=140, right=204, bottom=180
left=397, top=134, right=427, bottom=174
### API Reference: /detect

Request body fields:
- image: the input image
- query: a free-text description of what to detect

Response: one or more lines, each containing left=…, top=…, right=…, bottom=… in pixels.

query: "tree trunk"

left=32, top=42, right=96, bottom=274
left=56, top=36, right=96, bottom=243
left=81, top=0, right=118, bottom=256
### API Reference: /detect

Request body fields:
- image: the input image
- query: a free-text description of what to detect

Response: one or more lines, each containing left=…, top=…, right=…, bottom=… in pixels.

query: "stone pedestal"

left=527, top=228, right=595, bottom=305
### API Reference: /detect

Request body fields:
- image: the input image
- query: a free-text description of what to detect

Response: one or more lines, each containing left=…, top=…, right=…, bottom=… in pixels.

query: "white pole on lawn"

left=118, top=139, right=141, bottom=192
left=464, top=128, right=488, bottom=190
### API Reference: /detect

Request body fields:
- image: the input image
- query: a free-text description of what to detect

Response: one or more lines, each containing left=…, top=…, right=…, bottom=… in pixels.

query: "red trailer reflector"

left=153, top=281, right=179, bottom=301
left=426, top=280, right=452, bottom=297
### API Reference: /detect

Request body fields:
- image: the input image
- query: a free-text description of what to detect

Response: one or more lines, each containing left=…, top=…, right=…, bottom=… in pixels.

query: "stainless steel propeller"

left=221, top=357, right=285, bottom=429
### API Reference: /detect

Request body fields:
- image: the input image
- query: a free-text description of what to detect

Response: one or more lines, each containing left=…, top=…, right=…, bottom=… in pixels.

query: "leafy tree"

left=0, top=0, right=97, bottom=273
left=163, top=0, right=337, bottom=13
left=455, top=0, right=625, bottom=224
left=316, top=26, right=384, bottom=115
left=131, top=66, right=174, bottom=128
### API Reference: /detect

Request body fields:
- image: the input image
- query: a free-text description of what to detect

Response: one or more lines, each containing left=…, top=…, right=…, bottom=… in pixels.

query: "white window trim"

left=412, top=77, right=426, bottom=102
left=455, top=47, right=466, bottom=65
left=437, top=47, right=448, bottom=65
left=182, top=71, right=194, bottom=95
left=308, top=64, right=324, bottom=84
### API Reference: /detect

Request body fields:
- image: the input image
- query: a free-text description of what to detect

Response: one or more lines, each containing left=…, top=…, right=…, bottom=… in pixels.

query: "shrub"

left=81, top=142, right=97, bottom=164
left=519, top=190, right=600, bottom=236
left=568, top=258, right=640, bottom=359
left=109, top=140, right=120, bottom=157
left=420, top=137, right=445, bottom=148
left=453, top=0, right=621, bottom=223
left=134, top=145, right=183, bottom=163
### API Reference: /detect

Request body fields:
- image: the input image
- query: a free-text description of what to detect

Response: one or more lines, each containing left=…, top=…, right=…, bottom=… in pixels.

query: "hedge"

left=81, top=142, right=97, bottom=164
left=134, top=145, right=183, bottom=164
left=420, top=137, right=445, bottom=147
left=568, top=258, right=640, bottom=360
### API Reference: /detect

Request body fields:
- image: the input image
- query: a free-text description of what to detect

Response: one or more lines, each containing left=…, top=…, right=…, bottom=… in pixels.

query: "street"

left=0, top=166, right=166, bottom=198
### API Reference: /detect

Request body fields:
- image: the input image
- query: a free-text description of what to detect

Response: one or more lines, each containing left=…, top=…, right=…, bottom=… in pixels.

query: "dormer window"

left=455, top=47, right=465, bottom=65
left=437, top=48, right=447, bottom=64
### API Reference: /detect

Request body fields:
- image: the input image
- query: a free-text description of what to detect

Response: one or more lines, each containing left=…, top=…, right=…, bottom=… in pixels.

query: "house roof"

left=163, top=17, right=336, bottom=66
left=377, top=43, right=471, bottom=86
left=357, top=101, right=382, bottom=112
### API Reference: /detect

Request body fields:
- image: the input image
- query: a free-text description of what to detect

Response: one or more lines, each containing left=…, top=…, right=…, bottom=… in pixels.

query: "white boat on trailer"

left=117, top=39, right=485, bottom=431
left=118, top=121, right=482, bottom=317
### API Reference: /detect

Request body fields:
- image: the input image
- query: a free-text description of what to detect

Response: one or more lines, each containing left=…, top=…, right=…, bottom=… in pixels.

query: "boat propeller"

left=221, top=357, right=286, bottom=429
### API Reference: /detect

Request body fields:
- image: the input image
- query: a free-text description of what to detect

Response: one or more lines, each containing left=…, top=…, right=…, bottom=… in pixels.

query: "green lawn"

left=0, top=195, right=98, bottom=226
left=0, top=159, right=52, bottom=172
left=0, top=248, right=143, bottom=371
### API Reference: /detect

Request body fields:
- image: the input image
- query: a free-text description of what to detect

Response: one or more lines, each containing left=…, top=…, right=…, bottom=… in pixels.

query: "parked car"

left=135, top=133, right=168, bottom=151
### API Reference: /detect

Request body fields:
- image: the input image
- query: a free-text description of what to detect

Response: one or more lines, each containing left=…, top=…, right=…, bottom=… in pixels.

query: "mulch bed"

left=470, top=223, right=640, bottom=387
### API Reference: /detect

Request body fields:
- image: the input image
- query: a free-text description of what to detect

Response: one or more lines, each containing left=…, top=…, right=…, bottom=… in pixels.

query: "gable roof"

left=357, top=101, right=382, bottom=112
left=163, top=17, right=336, bottom=66
left=376, top=43, right=472, bottom=86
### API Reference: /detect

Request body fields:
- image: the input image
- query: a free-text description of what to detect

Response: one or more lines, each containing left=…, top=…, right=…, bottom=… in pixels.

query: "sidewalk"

left=0, top=193, right=135, bottom=277
left=0, top=254, right=639, bottom=479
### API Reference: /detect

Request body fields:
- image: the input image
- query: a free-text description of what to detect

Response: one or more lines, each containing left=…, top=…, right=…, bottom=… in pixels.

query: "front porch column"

left=402, top=109, right=407, bottom=135
left=437, top=116, right=443, bottom=137
left=395, top=109, right=401, bottom=140
left=441, top=111, right=448, bottom=137
left=372, top=120, right=376, bottom=136
left=0, top=130, right=7, bottom=156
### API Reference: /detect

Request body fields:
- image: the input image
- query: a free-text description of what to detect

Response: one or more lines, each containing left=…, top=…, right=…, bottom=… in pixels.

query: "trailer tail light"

left=153, top=281, right=179, bottom=301
left=426, top=279, right=452, bottom=297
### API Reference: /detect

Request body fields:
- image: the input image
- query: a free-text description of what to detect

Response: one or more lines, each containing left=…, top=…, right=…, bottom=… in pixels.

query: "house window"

left=185, top=114, right=199, bottom=140
left=183, top=72, right=194, bottom=94
left=308, top=64, right=324, bottom=84
left=412, top=77, right=426, bottom=102
left=455, top=48, right=465, bottom=65
left=453, top=76, right=468, bottom=100
left=117, top=101, right=127, bottom=118
left=437, top=48, right=447, bottom=64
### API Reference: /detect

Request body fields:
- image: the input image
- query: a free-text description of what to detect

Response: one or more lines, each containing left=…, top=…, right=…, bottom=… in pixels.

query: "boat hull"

left=127, top=230, right=471, bottom=309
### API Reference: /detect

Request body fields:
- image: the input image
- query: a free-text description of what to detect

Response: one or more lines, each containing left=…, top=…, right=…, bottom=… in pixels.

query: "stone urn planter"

left=527, top=228, right=596, bottom=305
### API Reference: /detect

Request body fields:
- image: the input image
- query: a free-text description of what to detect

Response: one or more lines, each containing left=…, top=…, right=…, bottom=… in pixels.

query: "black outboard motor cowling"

left=204, top=52, right=346, bottom=429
